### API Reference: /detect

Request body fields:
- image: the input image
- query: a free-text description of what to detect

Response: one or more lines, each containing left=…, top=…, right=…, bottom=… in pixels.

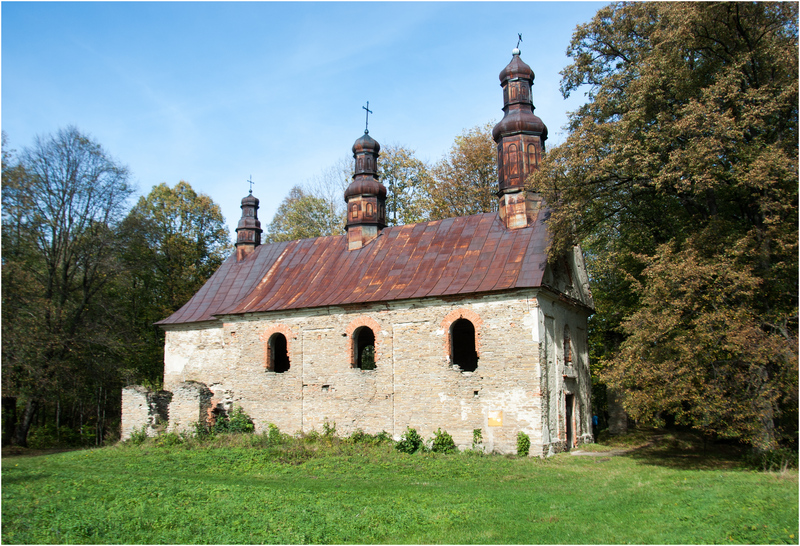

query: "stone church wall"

left=159, top=289, right=591, bottom=455
left=120, top=386, right=172, bottom=440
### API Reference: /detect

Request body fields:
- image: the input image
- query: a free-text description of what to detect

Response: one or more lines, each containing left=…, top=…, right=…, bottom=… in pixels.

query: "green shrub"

left=322, top=419, right=337, bottom=438
left=27, top=425, right=59, bottom=449
left=212, top=406, right=254, bottom=435
left=472, top=428, right=483, bottom=452
left=396, top=427, right=424, bottom=454
left=349, top=429, right=393, bottom=445
left=350, top=428, right=367, bottom=443
left=745, top=447, right=799, bottom=471
left=227, top=407, right=255, bottom=434
left=154, top=432, right=184, bottom=448
left=266, top=423, right=284, bottom=445
left=27, top=424, right=91, bottom=448
left=128, top=425, right=149, bottom=446
left=430, top=428, right=457, bottom=454
left=516, top=431, right=531, bottom=457
left=194, top=419, right=212, bottom=438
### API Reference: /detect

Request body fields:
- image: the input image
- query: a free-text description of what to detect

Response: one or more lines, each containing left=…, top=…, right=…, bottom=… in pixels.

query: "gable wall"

left=161, top=289, right=591, bottom=455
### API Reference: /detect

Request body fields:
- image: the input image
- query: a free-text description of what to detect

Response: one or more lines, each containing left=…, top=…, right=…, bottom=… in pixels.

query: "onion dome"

left=344, top=130, right=387, bottom=201
left=492, top=48, right=549, bottom=230
left=492, top=49, right=548, bottom=142
left=344, top=176, right=387, bottom=200
left=345, top=130, right=387, bottom=250
left=499, top=50, right=534, bottom=83
left=492, top=109, right=548, bottom=141
left=235, top=190, right=262, bottom=260
left=352, top=132, right=381, bottom=155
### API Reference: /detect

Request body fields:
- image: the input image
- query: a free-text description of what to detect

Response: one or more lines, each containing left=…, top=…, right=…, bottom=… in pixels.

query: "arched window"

left=268, top=333, right=290, bottom=373
left=451, top=318, right=478, bottom=372
left=353, top=326, right=376, bottom=370
left=507, top=143, right=519, bottom=178
left=527, top=142, right=538, bottom=170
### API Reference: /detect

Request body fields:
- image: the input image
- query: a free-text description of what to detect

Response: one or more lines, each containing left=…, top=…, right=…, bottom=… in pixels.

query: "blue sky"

left=2, top=1, right=606, bottom=236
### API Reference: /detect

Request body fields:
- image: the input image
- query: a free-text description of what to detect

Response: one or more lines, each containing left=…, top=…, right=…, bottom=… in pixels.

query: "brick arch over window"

left=441, top=308, right=483, bottom=363
left=260, top=324, right=296, bottom=372
left=346, top=316, right=382, bottom=368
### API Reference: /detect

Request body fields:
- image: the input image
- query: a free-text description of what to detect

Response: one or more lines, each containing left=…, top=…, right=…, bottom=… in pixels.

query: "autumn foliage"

left=533, top=2, right=798, bottom=449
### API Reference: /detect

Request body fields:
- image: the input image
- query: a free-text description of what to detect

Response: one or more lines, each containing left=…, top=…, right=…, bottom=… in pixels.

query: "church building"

left=121, top=47, right=594, bottom=456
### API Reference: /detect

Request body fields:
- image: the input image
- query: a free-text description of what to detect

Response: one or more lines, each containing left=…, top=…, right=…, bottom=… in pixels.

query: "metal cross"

left=247, top=175, right=254, bottom=194
left=363, top=101, right=373, bottom=134
left=517, top=33, right=523, bottom=48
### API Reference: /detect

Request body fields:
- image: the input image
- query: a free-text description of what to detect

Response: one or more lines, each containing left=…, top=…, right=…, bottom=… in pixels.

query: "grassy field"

left=2, top=429, right=797, bottom=544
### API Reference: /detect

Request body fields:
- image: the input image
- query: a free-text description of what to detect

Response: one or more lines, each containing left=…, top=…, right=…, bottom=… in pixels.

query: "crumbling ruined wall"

left=152, top=289, right=592, bottom=455
left=120, top=386, right=172, bottom=440
left=166, top=381, right=213, bottom=434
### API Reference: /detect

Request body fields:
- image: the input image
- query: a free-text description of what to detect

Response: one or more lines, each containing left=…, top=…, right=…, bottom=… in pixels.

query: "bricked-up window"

left=353, top=326, right=376, bottom=370
left=268, top=333, right=290, bottom=373
left=563, top=326, right=572, bottom=368
left=451, top=318, right=478, bottom=372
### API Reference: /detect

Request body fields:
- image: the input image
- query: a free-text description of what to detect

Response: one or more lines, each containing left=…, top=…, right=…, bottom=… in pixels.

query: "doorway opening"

left=565, top=393, right=575, bottom=450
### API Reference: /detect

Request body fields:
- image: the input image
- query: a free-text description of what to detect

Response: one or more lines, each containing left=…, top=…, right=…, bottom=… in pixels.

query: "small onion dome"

left=237, top=192, right=261, bottom=230
left=492, top=109, right=548, bottom=141
left=499, top=50, right=534, bottom=83
left=344, top=177, right=387, bottom=200
left=352, top=132, right=381, bottom=154
left=240, top=192, right=259, bottom=207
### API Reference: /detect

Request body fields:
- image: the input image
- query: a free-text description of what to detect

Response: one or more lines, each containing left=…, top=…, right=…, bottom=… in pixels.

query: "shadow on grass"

left=597, top=428, right=750, bottom=471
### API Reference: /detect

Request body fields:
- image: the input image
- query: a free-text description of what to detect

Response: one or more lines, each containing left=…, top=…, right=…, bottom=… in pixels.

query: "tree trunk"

left=2, top=397, right=17, bottom=447
left=12, top=398, right=38, bottom=447
left=754, top=401, right=777, bottom=453
left=607, top=387, right=629, bottom=436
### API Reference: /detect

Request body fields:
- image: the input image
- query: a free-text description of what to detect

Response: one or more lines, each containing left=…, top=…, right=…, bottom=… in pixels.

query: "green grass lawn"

left=2, top=431, right=797, bottom=544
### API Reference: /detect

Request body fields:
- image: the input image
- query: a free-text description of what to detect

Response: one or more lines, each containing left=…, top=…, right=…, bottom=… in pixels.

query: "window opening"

left=507, top=143, right=519, bottom=178
left=451, top=318, right=478, bottom=372
left=353, top=327, right=376, bottom=370
left=268, top=333, right=290, bottom=373
left=563, top=326, right=573, bottom=368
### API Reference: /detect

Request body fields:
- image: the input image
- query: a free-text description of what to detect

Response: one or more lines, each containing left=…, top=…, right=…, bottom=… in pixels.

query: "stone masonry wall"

left=166, top=381, right=213, bottom=433
left=160, top=289, right=592, bottom=455
left=120, top=386, right=172, bottom=440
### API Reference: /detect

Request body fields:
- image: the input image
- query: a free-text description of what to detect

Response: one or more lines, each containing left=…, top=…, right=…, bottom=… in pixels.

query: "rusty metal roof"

left=157, top=209, right=553, bottom=326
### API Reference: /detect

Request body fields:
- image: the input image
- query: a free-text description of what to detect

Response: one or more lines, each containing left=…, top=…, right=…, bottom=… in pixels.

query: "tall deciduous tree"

left=379, top=145, right=432, bottom=226
left=428, top=122, right=497, bottom=220
left=1, top=127, right=133, bottom=446
left=263, top=186, right=344, bottom=243
left=532, top=2, right=798, bottom=449
left=119, top=182, right=231, bottom=386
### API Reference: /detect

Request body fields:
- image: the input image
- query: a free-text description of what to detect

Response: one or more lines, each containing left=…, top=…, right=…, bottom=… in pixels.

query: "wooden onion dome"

left=235, top=191, right=262, bottom=261
left=344, top=131, right=387, bottom=250
left=492, top=47, right=548, bottom=230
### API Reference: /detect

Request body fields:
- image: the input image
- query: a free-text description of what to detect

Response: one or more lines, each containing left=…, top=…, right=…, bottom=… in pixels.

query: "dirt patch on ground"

left=2, top=446, right=84, bottom=459
left=570, top=448, right=634, bottom=457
